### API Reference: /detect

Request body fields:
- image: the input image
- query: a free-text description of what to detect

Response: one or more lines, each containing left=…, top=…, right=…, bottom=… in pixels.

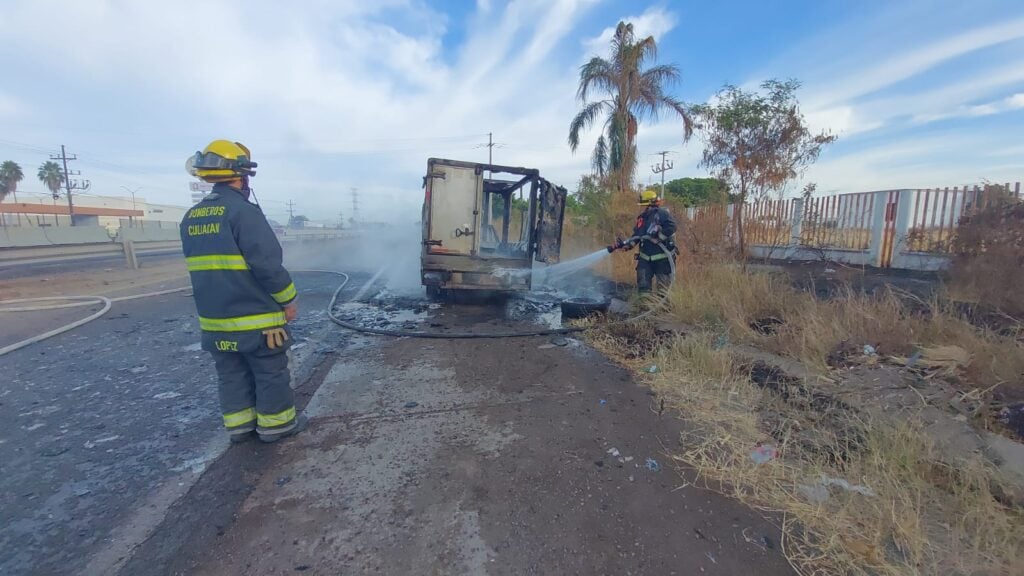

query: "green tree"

left=1, top=160, right=25, bottom=226
left=692, top=79, right=836, bottom=256
left=566, top=174, right=610, bottom=220
left=37, top=161, right=65, bottom=200
left=658, top=177, right=730, bottom=206
left=0, top=160, right=24, bottom=203
left=568, top=21, right=693, bottom=194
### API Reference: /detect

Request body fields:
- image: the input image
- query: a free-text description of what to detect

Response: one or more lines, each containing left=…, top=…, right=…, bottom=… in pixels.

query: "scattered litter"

left=275, top=476, right=292, bottom=487
left=824, top=267, right=837, bottom=274
left=403, top=401, right=419, bottom=409
left=599, top=399, right=607, bottom=406
left=537, top=344, right=557, bottom=350
left=750, top=444, right=778, bottom=464
left=153, top=392, right=182, bottom=400
left=694, top=528, right=707, bottom=540
left=799, top=475, right=876, bottom=503
left=428, top=303, right=442, bottom=310
left=894, top=345, right=970, bottom=375
left=645, top=365, right=659, bottom=374
left=645, top=458, right=661, bottom=471
left=623, top=456, right=633, bottom=462
left=862, top=344, right=877, bottom=356
left=607, top=447, right=620, bottom=458
left=705, top=551, right=717, bottom=564
left=550, top=336, right=569, bottom=347
left=182, top=343, right=202, bottom=352
left=742, top=527, right=773, bottom=551
left=128, top=366, right=148, bottom=374
left=84, top=435, right=120, bottom=449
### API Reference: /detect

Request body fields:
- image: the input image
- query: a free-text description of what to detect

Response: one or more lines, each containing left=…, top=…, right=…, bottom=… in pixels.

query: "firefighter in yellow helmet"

left=609, top=189, right=678, bottom=292
left=181, top=140, right=307, bottom=443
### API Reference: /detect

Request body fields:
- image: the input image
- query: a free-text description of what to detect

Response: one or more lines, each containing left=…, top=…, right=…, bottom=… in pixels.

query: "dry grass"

left=586, top=262, right=1024, bottom=574
left=589, top=329, right=1024, bottom=575
left=663, top=263, right=1024, bottom=397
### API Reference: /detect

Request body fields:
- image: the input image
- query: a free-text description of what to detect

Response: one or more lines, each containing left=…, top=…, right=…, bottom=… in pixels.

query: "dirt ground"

left=124, top=326, right=793, bottom=575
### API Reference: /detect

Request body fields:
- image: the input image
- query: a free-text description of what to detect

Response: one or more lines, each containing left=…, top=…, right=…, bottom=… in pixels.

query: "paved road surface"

left=0, top=269, right=349, bottom=575
left=2, top=247, right=794, bottom=575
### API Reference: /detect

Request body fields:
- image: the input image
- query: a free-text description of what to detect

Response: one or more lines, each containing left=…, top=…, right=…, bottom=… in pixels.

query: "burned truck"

left=420, top=158, right=567, bottom=296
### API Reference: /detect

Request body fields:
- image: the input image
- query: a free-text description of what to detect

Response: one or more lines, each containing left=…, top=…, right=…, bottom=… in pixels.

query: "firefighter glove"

left=262, top=327, right=289, bottom=350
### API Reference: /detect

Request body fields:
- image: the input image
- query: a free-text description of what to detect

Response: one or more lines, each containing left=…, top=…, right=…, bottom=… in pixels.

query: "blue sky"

left=1, top=0, right=1022, bottom=223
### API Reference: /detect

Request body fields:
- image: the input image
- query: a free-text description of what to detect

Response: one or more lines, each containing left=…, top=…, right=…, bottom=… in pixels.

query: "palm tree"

left=38, top=161, right=64, bottom=200
left=568, top=21, right=694, bottom=193
left=0, top=160, right=25, bottom=226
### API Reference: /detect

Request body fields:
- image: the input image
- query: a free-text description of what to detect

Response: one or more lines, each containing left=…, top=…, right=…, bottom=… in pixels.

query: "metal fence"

left=687, top=181, right=1022, bottom=270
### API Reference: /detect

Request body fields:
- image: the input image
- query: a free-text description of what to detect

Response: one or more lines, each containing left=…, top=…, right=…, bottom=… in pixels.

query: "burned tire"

left=560, top=297, right=610, bottom=319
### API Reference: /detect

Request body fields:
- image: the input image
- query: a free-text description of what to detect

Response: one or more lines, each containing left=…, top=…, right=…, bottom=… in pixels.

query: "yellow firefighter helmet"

left=186, top=140, right=257, bottom=183
left=638, top=188, right=660, bottom=206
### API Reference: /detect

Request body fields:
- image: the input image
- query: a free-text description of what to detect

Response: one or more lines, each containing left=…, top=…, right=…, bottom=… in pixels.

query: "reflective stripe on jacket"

left=180, top=184, right=296, bottom=350
left=632, top=206, right=677, bottom=258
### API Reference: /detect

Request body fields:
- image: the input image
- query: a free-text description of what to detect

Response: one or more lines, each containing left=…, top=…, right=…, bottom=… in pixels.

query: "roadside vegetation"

left=565, top=21, right=1024, bottom=575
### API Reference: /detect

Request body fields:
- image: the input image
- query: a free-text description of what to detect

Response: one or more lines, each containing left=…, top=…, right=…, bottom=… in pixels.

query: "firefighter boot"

left=259, top=413, right=308, bottom=444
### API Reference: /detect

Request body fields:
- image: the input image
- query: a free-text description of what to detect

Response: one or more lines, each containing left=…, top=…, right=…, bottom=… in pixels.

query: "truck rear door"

left=533, top=180, right=567, bottom=264
left=425, top=160, right=481, bottom=256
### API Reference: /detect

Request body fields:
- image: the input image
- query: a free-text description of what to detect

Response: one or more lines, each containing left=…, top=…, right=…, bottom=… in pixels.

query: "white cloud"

left=912, top=91, right=1024, bottom=123
left=581, top=6, right=678, bottom=58
left=810, top=17, right=1024, bottom=107
left=0, top=0, right=605, bottom=220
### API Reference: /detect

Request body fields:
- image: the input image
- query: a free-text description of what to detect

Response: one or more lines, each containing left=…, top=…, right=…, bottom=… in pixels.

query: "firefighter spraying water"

left=607, top=189, right=678, bottom=293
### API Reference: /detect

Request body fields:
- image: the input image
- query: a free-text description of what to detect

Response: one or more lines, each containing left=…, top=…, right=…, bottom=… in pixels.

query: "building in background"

left=0, top=192, right=187, bottom=232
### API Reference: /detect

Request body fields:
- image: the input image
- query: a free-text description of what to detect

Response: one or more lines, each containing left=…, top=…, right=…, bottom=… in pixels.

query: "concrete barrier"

left=43, top=226, right=112, bottom=246
left=3, top=228, right=53, bottom=247
left=117, top=227, right=181, bottom=243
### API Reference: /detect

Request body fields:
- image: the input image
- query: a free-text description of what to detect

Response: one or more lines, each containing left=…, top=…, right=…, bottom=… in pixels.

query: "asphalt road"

left=0, top=269, right=351, bottom=576
left=2, top=236, right=794, bottom=575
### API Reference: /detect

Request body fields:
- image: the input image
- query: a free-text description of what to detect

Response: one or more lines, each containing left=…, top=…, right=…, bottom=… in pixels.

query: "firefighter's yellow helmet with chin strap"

left=186, top=140, right=258, bottom=183
left=638, top=188, right=660, bottom=206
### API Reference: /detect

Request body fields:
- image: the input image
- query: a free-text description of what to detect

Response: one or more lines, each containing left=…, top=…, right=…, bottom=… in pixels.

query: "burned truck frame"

left=421, top=158, right=567, bottom=295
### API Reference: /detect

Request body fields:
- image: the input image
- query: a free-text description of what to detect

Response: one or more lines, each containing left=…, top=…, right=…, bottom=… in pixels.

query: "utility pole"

left=286, top=199, right=296, bottom=221
left=337, top=210, right=345, bottom=229
left=350, top=187, right=360, bottom=224
left=477, top=132, right=505, bottom=166
left=650, top=151, right=674, bottom=200
left=51, top=145, right=90, bottom=226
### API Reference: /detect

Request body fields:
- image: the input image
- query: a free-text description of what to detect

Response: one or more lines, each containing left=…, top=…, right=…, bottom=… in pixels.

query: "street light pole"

left=121, top=186, right=141, bottom=227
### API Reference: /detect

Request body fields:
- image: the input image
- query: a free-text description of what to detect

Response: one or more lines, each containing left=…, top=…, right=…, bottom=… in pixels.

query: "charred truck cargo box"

left=421, top=158, right=567, bottom=296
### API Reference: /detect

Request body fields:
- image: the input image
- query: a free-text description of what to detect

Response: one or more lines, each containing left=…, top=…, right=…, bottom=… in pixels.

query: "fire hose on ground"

left=0, top=240, right=674, bottom=355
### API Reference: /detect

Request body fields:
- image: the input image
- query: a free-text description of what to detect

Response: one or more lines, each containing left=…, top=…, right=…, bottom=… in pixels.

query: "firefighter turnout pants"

left=636, top=255, right=673, bottom=293
left=210, top=346, right=297, bottom=439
